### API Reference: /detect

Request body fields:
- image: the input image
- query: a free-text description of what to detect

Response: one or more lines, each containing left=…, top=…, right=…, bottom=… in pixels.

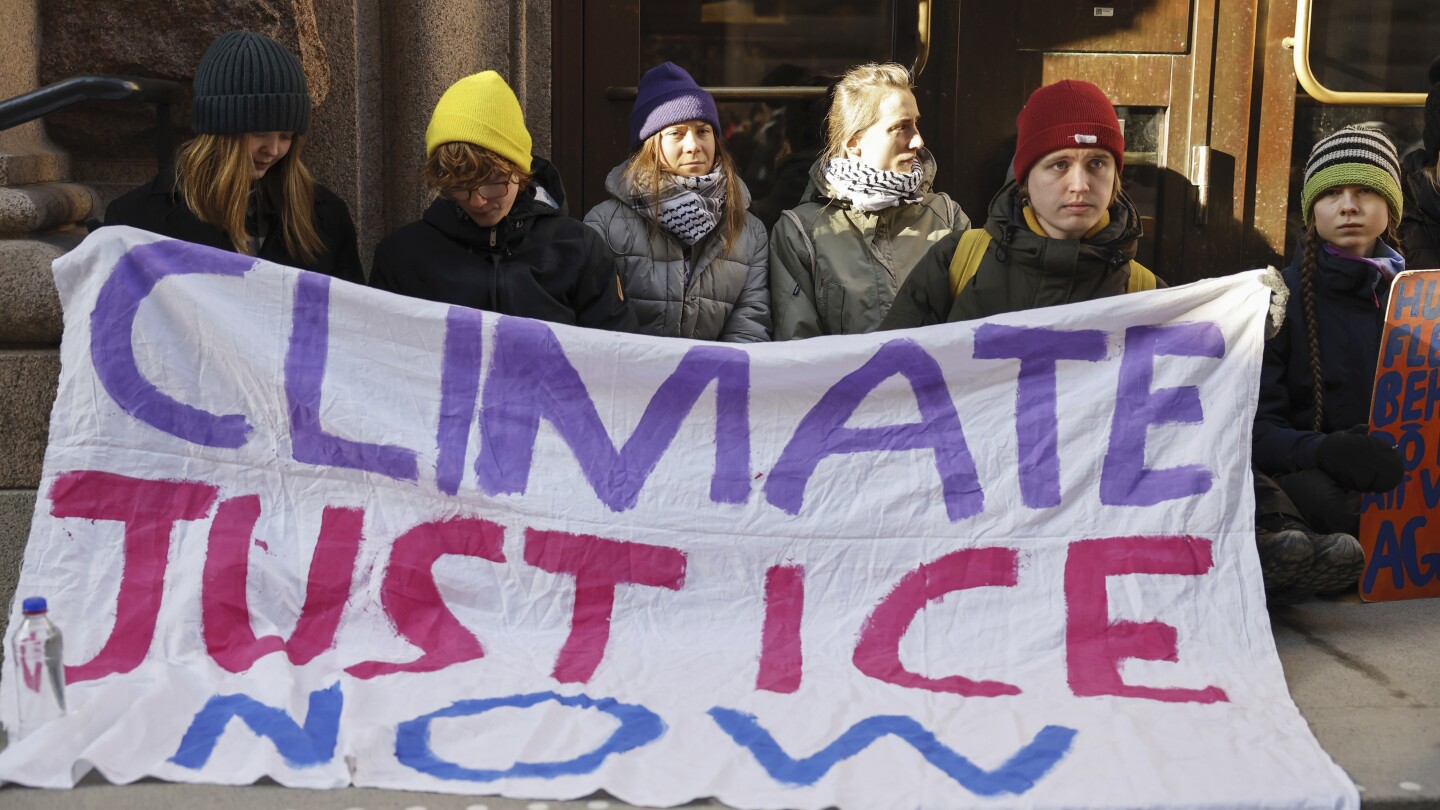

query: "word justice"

left=51, top=470, right=1227, bottom=706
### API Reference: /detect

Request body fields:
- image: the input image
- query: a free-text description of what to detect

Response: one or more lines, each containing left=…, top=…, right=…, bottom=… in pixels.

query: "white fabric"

left=0, top=227, right=1357, bottom=810
left=823, top=157, right=923, bottom=212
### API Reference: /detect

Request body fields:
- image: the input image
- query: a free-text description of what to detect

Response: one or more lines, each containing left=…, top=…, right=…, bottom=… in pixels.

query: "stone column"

left=0, top=0, right=95, bottom=626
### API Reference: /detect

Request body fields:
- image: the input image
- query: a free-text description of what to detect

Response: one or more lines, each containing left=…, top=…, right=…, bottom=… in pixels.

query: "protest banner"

left=0, top=227, right=1356, bottom=808
left=1362, top=268, right=1440, bottom=602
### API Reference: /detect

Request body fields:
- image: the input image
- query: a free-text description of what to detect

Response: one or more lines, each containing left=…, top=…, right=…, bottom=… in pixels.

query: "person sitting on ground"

left=105, top=30, right=363, bottom=284
left=1253, top=125, right=1407, bottom=603
left=879, top=79, right=1160, bottom=328
left=769, top=62, right=969, bottom=339
left=584, top=61, right=770, bottom=342
left=1399, top=55, right=1440, bottom=269
left=370, top=71, right=637, bottom=333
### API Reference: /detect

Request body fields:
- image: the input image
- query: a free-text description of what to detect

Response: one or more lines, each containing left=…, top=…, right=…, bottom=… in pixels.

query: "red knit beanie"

left=1012, top=80, right=1124, bottom=182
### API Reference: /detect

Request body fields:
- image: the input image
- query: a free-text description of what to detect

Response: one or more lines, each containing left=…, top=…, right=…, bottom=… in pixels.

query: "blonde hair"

left=175, top=132, right=324, bottom=265
left=822, top=63, right=914, bottom=164
left=423, top=141, right=533, bottom=192
left=623, top=131, right=745, bottom=252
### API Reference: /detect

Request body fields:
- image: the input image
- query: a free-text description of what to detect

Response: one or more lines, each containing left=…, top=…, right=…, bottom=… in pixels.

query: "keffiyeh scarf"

left=823, top=157, right=923, bottom=212
left=631, top=166, right=728, bottom=246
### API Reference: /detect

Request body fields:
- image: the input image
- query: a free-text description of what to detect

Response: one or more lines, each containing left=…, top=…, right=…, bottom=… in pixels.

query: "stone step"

left=0, top=181, right=97, bottom=236
left=0, top=348, right=59, bottom=489
left=0, top=230, right=81, bottom=344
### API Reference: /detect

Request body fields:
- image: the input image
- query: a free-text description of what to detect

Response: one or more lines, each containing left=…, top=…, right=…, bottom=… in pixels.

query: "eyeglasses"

left=442, top=178, right=515, bottom=202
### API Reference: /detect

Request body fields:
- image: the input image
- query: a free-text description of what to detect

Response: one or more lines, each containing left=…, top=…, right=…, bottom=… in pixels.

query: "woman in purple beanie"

left=583, top=62, right=771, bottom=342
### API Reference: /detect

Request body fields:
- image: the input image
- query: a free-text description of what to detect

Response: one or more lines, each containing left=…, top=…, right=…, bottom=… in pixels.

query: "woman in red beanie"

left=880, top=79, right=1160, bottom=328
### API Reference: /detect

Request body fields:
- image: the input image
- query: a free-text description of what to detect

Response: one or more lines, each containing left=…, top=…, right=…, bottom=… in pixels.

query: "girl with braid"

left=1253, top=126, right=1407, bottom=603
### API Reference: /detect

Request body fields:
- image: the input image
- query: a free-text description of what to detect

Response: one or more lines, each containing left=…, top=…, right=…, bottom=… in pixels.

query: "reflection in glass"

left=639, top=1, right=902, bottom=204
left=1307, top=0, right=1437, bottom=94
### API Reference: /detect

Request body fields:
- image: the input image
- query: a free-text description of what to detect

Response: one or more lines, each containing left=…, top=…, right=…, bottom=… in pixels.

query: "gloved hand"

left=1315, top=425, right=1404, bottom=493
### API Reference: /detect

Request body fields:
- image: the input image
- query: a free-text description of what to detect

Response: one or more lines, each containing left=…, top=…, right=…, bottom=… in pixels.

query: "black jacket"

left=370, top=158, right=638, bottom=333
left=1253, top=243, right=1401, bottom=474
left=1400, top=150, right=1440, bottom=271
left=103, top=173, right=365, bottom=284
left=879, top=176, right=1154, bottom=328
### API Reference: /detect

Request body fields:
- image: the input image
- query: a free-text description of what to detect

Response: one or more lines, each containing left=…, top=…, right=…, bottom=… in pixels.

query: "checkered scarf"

left=822, top=157, right=923, bottom=212
left=631, top=165, right=727, bottom=245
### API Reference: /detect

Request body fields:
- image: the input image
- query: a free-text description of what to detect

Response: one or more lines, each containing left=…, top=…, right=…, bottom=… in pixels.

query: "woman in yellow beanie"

left=370, top=71, right=637, bottom=332
left=583, top=62, right=770, bottom=341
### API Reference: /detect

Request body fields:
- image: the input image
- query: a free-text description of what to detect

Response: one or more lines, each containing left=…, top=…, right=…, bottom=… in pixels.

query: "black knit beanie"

left=192, top=31, right=311, bottom=135
left=1424, top=55, right=1440, bottom=165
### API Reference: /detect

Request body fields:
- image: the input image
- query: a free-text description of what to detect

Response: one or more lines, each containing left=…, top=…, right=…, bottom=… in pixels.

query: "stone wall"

left=0, top=0, right=72, bottom=632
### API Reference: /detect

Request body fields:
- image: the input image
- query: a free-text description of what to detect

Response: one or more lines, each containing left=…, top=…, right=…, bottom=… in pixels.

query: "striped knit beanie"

left=192, top=31, right=311, bottom=135
left=1301, top=125, right=1402, bottom=225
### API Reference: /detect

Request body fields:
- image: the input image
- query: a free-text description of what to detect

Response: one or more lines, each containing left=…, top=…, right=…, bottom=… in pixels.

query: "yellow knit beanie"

left=425, top=71, right=533, bottom=172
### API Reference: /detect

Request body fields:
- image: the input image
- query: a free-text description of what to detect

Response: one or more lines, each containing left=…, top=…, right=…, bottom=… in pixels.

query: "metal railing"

left=1285, top=0, right=1424, bottom=107
left=0, top=75, right=183, bottom=171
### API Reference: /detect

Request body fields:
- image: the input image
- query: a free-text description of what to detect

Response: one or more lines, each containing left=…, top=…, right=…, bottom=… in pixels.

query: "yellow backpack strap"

left=948, top=229, right=992, bottom=298
left=1126, top=261, right=1159, bottom=293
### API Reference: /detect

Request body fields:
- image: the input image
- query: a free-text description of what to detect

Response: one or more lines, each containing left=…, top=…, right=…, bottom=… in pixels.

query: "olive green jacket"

left=768, top=150, right=969, bottom=339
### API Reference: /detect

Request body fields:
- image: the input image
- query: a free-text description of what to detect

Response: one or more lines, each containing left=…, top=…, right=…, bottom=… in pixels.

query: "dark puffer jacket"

left=879, top=176, right=1155, bottom=327
left=1253, top=242, right=1401, bottom=474
left=370, top=158, right=638, bottom=333
left=1400, top=150, right=1440, bottom=270
left=104, top=172, right=364, bottom=284
left=583, top=162, right=770, bottom=342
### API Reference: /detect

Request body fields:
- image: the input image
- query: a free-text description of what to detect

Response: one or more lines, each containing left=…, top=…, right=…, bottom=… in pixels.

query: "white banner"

left=1, top=226, right=1355, bottom=809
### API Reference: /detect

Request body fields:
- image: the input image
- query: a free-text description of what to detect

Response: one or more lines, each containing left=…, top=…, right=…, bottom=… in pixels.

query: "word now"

left=51, top=470, right=1228, bottom=705
left=170, top=685, right=1078, bottom=796
left=92, top=241, right=1224, bottom=520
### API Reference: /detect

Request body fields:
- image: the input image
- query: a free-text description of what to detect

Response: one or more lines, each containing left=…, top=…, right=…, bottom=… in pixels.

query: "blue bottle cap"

left=21, top=596, right=47, bottom=614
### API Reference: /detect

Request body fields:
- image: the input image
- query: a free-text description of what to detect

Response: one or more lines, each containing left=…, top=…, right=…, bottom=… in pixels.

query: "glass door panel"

left=636, top=1, right=914, bottom=207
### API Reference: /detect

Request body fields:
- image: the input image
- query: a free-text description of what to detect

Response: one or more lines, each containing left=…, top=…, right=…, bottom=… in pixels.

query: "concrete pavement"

left=1, top=595, right=1437, bottom=809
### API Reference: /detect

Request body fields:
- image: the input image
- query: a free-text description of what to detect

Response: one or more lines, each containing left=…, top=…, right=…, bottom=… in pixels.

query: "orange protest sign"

left=1360, top=269, right=1440, bottom=601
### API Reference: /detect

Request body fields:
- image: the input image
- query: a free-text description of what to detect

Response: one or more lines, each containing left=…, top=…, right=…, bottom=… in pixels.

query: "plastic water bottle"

left=12, top=596, right=66, bottom=739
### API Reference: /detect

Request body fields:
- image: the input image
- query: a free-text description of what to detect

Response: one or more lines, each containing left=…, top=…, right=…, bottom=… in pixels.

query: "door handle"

left=912, top=0, right=932, bottom=78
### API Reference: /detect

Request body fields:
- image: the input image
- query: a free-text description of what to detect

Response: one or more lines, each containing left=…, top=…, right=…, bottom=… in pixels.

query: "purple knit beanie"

left=630, top=62, right=720, bottom=147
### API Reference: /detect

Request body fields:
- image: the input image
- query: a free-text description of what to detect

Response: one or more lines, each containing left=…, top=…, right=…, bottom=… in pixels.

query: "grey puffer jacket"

left=768, top=149, right=969, bottom=339
left=583, top=163, right=771, bottom=342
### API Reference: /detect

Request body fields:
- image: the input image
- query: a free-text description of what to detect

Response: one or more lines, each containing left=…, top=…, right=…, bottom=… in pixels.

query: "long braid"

left=1299, top=225, right=1325, bottom=431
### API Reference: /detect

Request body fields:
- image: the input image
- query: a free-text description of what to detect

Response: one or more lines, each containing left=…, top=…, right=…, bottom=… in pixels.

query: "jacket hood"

left=803, top=147, right=940, bottom=206
left=982, top=175, right=1143, bottom=266
left=423, top=155, right=567, bottom=249
left=1403, top=149, right=1440, bottom=229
